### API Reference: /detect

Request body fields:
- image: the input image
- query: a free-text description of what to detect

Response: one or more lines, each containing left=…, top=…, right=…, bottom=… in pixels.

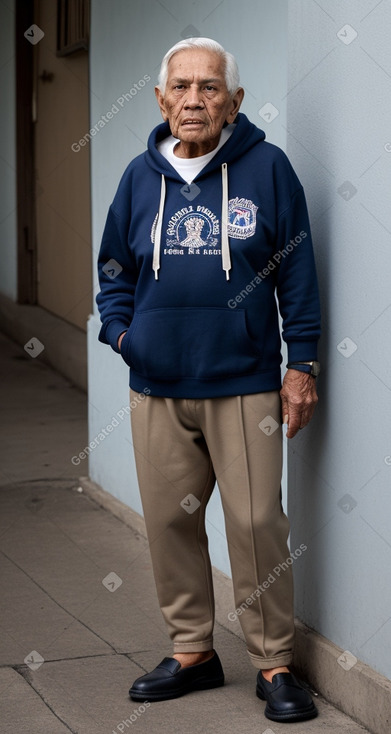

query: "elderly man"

left=96, top=38, right=320, bottom=723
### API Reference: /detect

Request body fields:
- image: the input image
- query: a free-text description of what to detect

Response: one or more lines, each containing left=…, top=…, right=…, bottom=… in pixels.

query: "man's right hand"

left=118, top=331, right=127, bottom=351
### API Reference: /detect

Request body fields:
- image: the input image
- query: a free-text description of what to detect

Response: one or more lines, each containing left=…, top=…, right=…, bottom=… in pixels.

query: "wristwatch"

left=287, top=361, right=321, bottom=377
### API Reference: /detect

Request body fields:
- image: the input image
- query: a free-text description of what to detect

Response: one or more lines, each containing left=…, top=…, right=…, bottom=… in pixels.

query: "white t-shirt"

left=157, top=124, right=236, bottom=184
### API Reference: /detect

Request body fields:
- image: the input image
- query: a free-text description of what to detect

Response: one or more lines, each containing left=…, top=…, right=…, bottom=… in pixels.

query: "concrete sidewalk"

left=0, top=330, right=371, bottom=734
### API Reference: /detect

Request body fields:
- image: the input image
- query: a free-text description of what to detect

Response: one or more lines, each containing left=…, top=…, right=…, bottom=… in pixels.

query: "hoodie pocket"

left=120, top=307, right=261, bottom=381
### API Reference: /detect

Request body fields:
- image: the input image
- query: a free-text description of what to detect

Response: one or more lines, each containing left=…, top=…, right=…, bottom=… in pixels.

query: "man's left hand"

left=280, top=369, right=318, bottom=439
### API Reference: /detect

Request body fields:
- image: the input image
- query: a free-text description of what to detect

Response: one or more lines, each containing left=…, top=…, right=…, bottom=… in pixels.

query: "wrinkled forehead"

left=166, top=48, right=226, bottom=83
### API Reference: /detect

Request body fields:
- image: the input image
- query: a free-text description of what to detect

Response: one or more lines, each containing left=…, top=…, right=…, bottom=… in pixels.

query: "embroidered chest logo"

left=150, top=198, right=258, bottom=256
left=227, top=197, right=258, bottom=240
left=168, top=206, right=220, bottom=255
left=151, top=205, right=221, bottom=256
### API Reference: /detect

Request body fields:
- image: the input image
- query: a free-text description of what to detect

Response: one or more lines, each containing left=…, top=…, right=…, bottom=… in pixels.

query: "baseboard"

left=294, top=620, right=391, bottom=734
left=0, top=293, right=87, bottom=391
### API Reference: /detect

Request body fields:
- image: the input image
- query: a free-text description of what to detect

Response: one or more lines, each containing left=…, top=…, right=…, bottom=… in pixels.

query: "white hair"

left=157, top=37, right=240, bottom=96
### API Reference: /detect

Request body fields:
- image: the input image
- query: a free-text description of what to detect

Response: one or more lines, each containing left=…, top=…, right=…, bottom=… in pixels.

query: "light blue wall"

left=287, top=0, right=391, bottom=679
left=88, top=0, right=288, bottom=575
left=0, top=0, right=17, bottom=301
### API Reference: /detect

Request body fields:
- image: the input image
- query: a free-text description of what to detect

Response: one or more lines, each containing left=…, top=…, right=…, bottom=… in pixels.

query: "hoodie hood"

left=145, top=113, right=266, bottom=180
left=145, top=113, right=266, bottom=280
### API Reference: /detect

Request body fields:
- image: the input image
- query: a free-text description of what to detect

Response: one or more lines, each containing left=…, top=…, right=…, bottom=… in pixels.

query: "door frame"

left=15, top=0, right=37, bottom=304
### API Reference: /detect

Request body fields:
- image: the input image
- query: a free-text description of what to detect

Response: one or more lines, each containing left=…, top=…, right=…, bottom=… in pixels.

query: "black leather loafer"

left=256, top=671, right=318, bottom=722
left=129, top=651, right=224, bottom=701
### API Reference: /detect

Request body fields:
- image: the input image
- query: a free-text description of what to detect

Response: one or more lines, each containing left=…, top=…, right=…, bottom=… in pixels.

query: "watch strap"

left=287, top=363, right=312, bottom=375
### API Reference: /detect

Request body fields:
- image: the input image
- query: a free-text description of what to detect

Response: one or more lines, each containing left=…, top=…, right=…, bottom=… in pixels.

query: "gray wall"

left=88, top=0, right=288, bottom=575
left=0, top=0, right=17, bottom=301
left=287, top=0, right=391, bottom=679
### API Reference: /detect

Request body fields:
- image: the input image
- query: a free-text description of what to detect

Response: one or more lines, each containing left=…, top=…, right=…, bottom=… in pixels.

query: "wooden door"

left=34, top=0, right=92, bottom=331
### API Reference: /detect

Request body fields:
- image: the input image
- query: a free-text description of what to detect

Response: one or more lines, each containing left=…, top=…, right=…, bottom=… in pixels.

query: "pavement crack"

left=14, top=666, right=77, bottom=733
left=123, top=653, right=150, bottom=673
left=0, top=548, right=119, bottom=655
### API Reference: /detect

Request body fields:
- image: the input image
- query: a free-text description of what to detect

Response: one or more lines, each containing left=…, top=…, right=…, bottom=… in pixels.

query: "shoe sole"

left=256, top=685, right=318, bottom=722
left=129, top=677, right=225, bottom=702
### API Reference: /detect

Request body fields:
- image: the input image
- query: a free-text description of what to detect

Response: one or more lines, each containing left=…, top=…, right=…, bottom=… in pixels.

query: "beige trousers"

left=130, top=389, right=294, bottom=670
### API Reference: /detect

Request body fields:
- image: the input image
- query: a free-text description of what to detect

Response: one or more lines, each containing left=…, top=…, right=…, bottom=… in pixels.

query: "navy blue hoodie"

left=96, top=112, right=321, bottom=398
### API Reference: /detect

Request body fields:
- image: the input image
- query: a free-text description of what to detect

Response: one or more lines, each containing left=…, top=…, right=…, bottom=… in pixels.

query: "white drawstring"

left=152, top=174, right=166, bottom=280
left=152, top=166, right=231, bottom=280
left=221, top=163, right=231, bottom=280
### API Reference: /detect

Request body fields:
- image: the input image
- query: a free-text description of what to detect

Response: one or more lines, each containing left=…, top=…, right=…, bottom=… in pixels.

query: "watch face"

left=311, top=361, right=321, bottom=376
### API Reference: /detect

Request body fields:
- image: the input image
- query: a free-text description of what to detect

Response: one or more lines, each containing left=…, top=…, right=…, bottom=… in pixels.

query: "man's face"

left=155, top=48, right=244, bottom=155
